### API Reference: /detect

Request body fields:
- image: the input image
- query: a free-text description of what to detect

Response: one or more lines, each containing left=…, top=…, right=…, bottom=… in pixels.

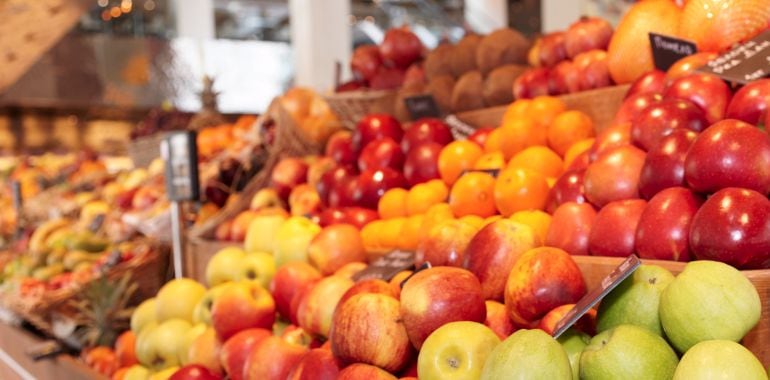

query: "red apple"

left=484, top=300, right=516, bottom=340
left=401, top=118, right=453, bottom=153
left=307, top=156, right=336, bottom=189
left=279, top=324, right=316, bottom=348
left=587, top=199, right=647, bottom=257
left=545, top=202, right=597, bottom=256
left=271, top=157, right=309, bottom=201
left=684, top=119, right=770, bottom=194
left=370, top=67, right=406, bottom=90
left=287, top=348, right=342, bottom=380
left=664, top=72, right=732, bottom=124
left=336, top=80, right=366, bottom=93
left=689, top=187, right=770, bottom=269
left=330, top=293, right=413, bottom=372
left=566, top=150, right=591, bottom=171
left=462, top=219, right=542, bottom=300
left=630, top=98, right=708, bottom=151
left=337, top=363, right=398, bottom=380
left=318, top=207, right=347, bottom=227
left=379, top=28, right=423, bottom=69
left=613, top=92, right=663, bottom=125
left=288, top=184, right=322, bottom=217
left=538, top=31, right=568, bottom=67
left=505, top=247, right=587, bottom=328
left=351, top=45, right=383, bottom=82
left=297, top=275, right=354, bottom=338
left=538, top=304, right=596, bottom=336
left=588, top=122, right=632, bottom=161
left=243, top=336, right=308, bottom=380
left=575, top=50, right=611, bottom=91
left=549, top=60, right=581, bottom=95
left=353, top=114, right=403, bottom=151
left=307, top=224, right=366, bottom=276
left=635, top=187, right=703, bottom=262
left=341, top=207, right=379, bottom=229
left=355, top=168, right=407, bottom=209
left=289, top=279, right=320, bottom=326
left=270, top=262, right=322, bottom=320
left=325, top=130, right=357, bottom=167
left=358, top=137, right=405, bottom=172
left=545, top=168, right=587, bottom=214
left=666, top=52, right=718, bottom=80
left=219, top=328, right=271, bottom=380
left=403, top=142, right=442, bottom=186
left=211, top=282, right=276, bottom=341
left=188, top=328, right=223, bottom=376
left=564, top=16, right=613, bottom=58
left=725, top=79, right=770, bottom=126
left=403, top=63, right=425, bottom=89
left=468, top=127, right=494, bottom=147
left=337, top=279, right=399, bottom=308
left=399, top=267, right=486, bottom=349
left=513, top=67, right=551, bottom=99
left=638, top=129, right=698, bottom=199
left=318, top=165, right=357, bottom=207
left=584, top=145, right=646, bottom=207
left=625, top=70, right=667, bottom=99
left=328, top=176, right=362, bottom=208
left=170, top=365, right=222, bottom=380
left=415, top=219, right=478, bottom=268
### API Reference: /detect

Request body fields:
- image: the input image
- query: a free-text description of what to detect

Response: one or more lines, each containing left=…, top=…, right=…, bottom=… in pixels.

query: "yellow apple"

left=131, top=298, right=157, bottom=335
left=136, top=318, right=192, bottom=371
left=274, top=216, right=321, bottom=268
left=148, top=366, right=179, bottom=380
left=418, top=321, right=501, bottom=380
left=192, top=283, right=231, bottom=325
left=205, top=246, right=247, bottom=286
left=244, top=214, right=287, bottom=254
left=155, top=278, right=206, bottom=322
left=240, top=251, right=276, bottom=289
left=178, top=323, right=207, bottom=365
left=123, top=364, right=151, bottom=380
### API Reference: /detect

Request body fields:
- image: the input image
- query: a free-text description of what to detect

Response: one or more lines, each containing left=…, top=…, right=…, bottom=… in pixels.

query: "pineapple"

left=69, top=272, right=137, bottom=348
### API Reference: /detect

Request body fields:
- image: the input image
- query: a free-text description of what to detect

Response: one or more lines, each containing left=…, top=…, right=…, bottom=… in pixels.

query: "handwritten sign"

left=404, top=95, right=441, bottom=120
left=160, top=131, right=200, bottom=202
left=444, top=115, right=477, bottom=140
left=552, top=254, right=641, bottom=338
left=649, top=33, right=697, bottom=71
left=699, top=30, right=770, bottom=84
left=353, top=250, right=415, bottom=282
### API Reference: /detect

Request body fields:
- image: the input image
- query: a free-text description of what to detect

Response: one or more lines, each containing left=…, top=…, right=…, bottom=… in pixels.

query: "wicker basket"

left=323, top=89, right=398, bottom=129
left=127, top=133, right=168, bottom=168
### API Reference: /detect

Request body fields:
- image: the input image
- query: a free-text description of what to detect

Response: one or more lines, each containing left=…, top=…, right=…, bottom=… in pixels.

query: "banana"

left=29, top=218, right=72, bottom=254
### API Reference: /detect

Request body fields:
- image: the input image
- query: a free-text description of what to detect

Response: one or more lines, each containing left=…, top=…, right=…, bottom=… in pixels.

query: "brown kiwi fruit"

left=482, top=64, right=528, bottom=106
left=425, top=75, right=456, bottom=114
left=450, top=34, right=482, bottom=77
left=475, top=28, right=531, bottom=75
left=451, top=70, right=485, bottom=113
left=424, top=43, right=455, bottom=81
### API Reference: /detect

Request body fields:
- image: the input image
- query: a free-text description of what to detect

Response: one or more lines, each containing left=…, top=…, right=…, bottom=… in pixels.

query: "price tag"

left=353, top=250, right=415, bottom=282
left=649, top=33, right=697, bottom=71
left=11, top=180, right=22, bottom=215
left=464, top=168, right=500, bottom=177
left=444, top=115, right=478, bottom=140
left=404, top=95, right=441, bottom=120
left=698, top=30, right=770, bottom=84
left=551, top=254, right=641, bottom=338
left=161, top=131, right=200, bottom=202
left=88, top=214, right=105, bottom=233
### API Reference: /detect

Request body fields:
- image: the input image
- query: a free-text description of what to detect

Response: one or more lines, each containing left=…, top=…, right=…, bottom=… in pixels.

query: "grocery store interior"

left=1, top=0, right=769, bottom=379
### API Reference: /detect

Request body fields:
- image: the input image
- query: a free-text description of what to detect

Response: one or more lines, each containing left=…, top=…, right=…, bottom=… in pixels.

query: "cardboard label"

left=551, top=254, right=641, bottom=338
left=699, top=30, right=770, bottom=84
left=649, top=33, right=697, bottom=71
left=444, top=115, right=477, bottom=140
left=353, top=250, right=415, bottom=282
left=161, top=131, right=200, bottom=202
left=404, top=95, right=441, bottom=120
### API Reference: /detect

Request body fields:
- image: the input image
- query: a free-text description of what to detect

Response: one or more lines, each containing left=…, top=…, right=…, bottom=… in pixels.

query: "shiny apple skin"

left=630, top=98, right=708, bottom=151
left=355, top=168, right=408, bottom=209
left=584, top=145, right=646, bottom=207
left=351, top=45, right=383, bottom=82
left=664, top=73, right=732, bottom=125
left=689, top=187, right=770, bottom=269
left=684, top=119, right=770, bottom=195
left=358, top=137, right=405, bottom=172
left=513, top=68, right=551, bottom=100
left=317, top=165, right=356, bottom=206
left=325, top=131, right=358, bottom=167
left=625, top=70, right=667, bottom=99
left=353, top=114, right=403, bottom=152
left=549, top=60, right=581, bottom=95
left=401, top=118, right=453, bottom=153
left=545, top=202, right=598, bottom=256
left=564, top=17, right=613, bottom=58
left=635, top=187, right=703, bottom=262
left=613, top=92, right=663, bottom=125
left=588, top=199, right=647, bottom=257
left=545, top=169, right=587, bottom=214
left=725, top=79, right=770, bottom=126
left=588, top=122, right=632, bottom=161
left=538, top=31, right=568, bottom=68
left=328, top=176, right=361, bottom=208
left=638, top=129, right=698, bottom=200
left=403, top=142, right=442, bottom=186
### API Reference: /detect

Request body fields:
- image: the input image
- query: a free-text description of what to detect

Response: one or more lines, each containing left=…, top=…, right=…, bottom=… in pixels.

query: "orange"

left=510, top=210, right=552, bottom=244
left=547, top=110, right=595, bottom=157
left=378, top=188, right=408, bottom=219
left=680, top=0, right=770, bottom=55
left=406, top=183, right=448, bottom=216
left=419, top=202, right=455, bottom=237
left=425, top=179, right=451, bottom=198
left=501, top=99, right=532, bottom=125
left=380, top=217, right=406, bottom=250
left=498, top=118, right=548, bottom=160
left=483, top=128, right=505, bottom=154
left=473, top=151, right=506, bottom=171
left=494, top=167, right=550, bottom=216
left=449, top=172, right=498, bottom=218
left=528, top=96, right=567, bottom=128
left=360, top=220, right=384, bottom=253
left=399, top=214, right=425, bottom=251
left=564, top=138, right=595, bottom=170
left=438, top=140, right=484, bottom=185
left=507, top=146, right=564, bottom=179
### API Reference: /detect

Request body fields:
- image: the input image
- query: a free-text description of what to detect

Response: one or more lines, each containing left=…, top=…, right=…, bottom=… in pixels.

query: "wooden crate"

left=324, top=89, right=397, bottom=129
left=573, top=255, right=770, bottom=367
left=183, top=236, right=241, bottom=283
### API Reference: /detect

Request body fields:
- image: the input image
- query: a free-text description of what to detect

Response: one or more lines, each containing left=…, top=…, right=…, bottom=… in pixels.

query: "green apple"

left=123, top=364, right=151, bottom=380
left=204, top=247, right=246, bottom=286
left=148, top=366, right=179, bottom=380
left=192, top=283, right=230, bottom=325
left=240, top=251, right=276, bottom=289
left=178, top=322, right=207, bottom=365
left=131, top=298, right=157, bottom=335
left=673, top=340, right=766, bottom=380
left=244, top=214, right=287, bottom=254
left=557, top=328, right=590, bottom=380
left=660, top=260, right=761, bottom=353
left=418, top=321, right=501, bottom=380
left=580, top=324, right=678, bottom=380
left=136, top=318, right=192, bottom=371
left=597, top=264, right=674, bottom=336
left=155, top=278, right=206, bottom=322
left=274, top=216, right=321, bottom=268
left=480, top=329, right=572, bottom=380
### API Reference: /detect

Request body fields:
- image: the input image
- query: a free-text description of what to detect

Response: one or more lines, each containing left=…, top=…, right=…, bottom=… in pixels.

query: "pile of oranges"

left=362, top=96, right=596, bottom=256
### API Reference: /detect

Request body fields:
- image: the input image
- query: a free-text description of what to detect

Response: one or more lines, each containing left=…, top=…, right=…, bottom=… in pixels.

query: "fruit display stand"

left=574, top=255, right=770, bottom=366
left=127, top=132, right=170, bottom=169
left=324, top=89, right=398, bottom=128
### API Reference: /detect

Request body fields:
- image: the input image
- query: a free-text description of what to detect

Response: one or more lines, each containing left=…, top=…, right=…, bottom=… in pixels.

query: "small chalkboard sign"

left=551, top=254, right=641, bottom=338
left=353, top=250, right=415, bottom=282
left=404, top=95, right=441, bottom=120
left=444, top=115, right=477, bottom=140
left=160, top=131, right=200, bottom=202
left=88, top=214, right=105, bottom=233
left=649, top=33, right=697, bottom=71
left=10, top=180, right=22, bottom=216
left=698, top=29, right=770, bottom=84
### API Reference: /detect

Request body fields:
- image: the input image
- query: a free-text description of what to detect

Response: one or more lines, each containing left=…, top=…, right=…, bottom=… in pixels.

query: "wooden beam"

left=0, top=0, right=91, bottom=94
